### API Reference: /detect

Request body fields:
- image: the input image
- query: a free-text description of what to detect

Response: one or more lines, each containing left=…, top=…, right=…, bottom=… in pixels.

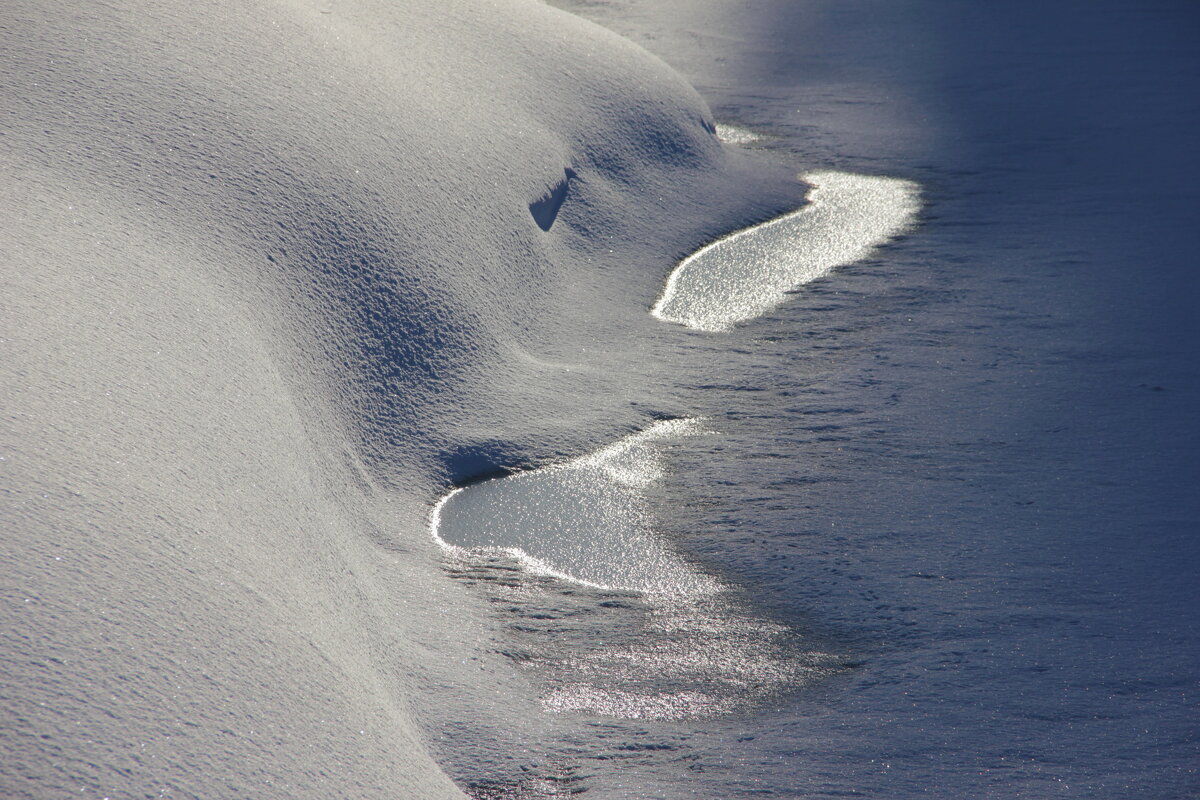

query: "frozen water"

left=714, top=122, right=765, bottom=145
left=653, top=170, right=920, bottom=331
left=432, top=419, right=718, bottom=595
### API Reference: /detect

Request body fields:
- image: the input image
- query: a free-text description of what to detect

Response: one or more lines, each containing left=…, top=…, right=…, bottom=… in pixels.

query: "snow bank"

left=1, top=0, right=809, bottom=796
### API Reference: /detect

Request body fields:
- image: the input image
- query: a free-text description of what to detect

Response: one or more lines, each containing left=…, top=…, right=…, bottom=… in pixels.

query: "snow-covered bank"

left=1, top=0, right=811, bottom=796
left=14, top=0, right=1195, bottom=795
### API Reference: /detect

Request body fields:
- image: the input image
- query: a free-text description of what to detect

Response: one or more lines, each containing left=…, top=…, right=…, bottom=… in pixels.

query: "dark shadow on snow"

left=529, top=167, right=577, bottom=231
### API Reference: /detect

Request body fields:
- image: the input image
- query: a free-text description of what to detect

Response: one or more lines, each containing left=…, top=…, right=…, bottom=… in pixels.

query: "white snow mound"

left=0, top=0, right=769, bottom=796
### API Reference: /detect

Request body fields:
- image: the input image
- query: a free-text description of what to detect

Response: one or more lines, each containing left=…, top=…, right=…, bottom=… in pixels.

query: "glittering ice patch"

left=534, top=594, right=844, bottom=719
left=541, top=685, right=734, bottom=720
left=714, top=122, right=766, bottom=145
left=432, top=421, right=846, bottom=725
left=430, top=419, right=718, bottom=596
left=652, top=171, right=920, bottom=331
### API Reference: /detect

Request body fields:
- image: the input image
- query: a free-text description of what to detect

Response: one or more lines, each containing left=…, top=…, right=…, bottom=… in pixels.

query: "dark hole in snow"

left=529, top=167, right=576, bottom=231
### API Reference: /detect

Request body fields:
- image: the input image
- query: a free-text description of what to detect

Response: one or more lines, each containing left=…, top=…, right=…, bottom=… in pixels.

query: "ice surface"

left=432, top=419, right=718, bottom=595
left=653, top=170, right=920, bottom=331
left=714, top=122, right=765, bottom=145
left=551, top=0, right=1200, bottom=797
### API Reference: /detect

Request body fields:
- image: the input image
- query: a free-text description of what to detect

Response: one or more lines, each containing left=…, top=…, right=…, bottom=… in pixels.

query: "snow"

left=2, top=0, right=796, bottom=796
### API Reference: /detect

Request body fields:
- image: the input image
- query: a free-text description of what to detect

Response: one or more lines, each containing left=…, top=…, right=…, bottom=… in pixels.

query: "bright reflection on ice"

left=652, top=170, right=920, bottom=331
left=538, top=595, right=843, bottom=720
left=430, top=419, right=718, bottom=596
left=714, top=122, right=765, bottom=145
left=542, top=685, right=732, bottom=720
left=444, top=556, right=847, bottom=721
left=435, top=423, right=848, bottom=722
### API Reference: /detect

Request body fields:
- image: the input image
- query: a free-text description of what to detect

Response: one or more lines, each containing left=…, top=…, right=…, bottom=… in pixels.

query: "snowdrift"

left=2, top=0, right=810, bottom=796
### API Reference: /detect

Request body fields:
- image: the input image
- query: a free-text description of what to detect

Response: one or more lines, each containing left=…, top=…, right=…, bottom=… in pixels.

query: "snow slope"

left=1, top=1, right=813, bottom=796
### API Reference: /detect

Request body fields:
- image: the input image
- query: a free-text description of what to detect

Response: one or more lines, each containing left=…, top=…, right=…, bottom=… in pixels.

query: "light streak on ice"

left=429, top=419, right=718, bottom=596
left=652, top=171, right=921, bottom=331
left=714, top=122, right=765, bottom=145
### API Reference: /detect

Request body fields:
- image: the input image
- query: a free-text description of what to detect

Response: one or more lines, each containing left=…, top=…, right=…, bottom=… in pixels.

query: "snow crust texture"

left=2, top=0, right=936, bottom=792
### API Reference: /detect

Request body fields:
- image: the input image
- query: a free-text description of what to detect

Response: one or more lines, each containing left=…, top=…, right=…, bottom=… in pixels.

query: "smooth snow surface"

left=432, top=419, right=718, bottom=595
left=653, top=171, right=920, bottom=331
